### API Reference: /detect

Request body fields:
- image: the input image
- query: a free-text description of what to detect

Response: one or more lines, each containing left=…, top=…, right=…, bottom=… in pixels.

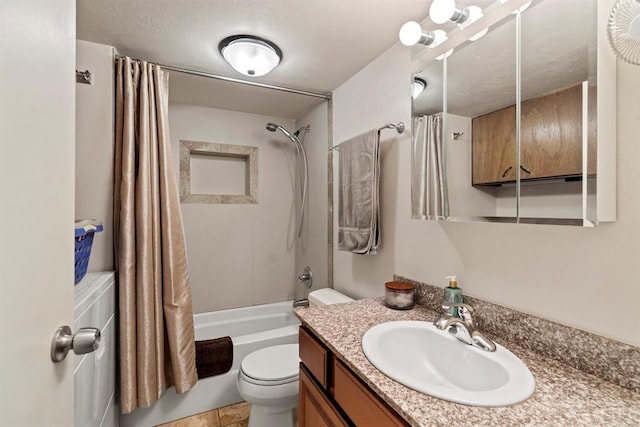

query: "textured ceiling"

left=77, top=0, right=432, bottom=119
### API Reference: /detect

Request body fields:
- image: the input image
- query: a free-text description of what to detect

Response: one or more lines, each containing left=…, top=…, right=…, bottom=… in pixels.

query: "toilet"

left=236, top=288, right=353, bottom=427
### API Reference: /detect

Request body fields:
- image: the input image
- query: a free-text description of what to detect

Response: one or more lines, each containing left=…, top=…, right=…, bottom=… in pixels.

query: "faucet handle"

left=442, top=302, right=474, bottom=325
left=442, top=302, right=473, bottom=314
left=442, top=302, right=474, bottom=312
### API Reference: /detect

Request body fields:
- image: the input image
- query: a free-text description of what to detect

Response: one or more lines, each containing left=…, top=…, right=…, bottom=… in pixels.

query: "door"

left=299, top=366, right=349, bottom=427
left=0, top=0, right=76, bottom=425
left=472, top=105, right=517, bottom=185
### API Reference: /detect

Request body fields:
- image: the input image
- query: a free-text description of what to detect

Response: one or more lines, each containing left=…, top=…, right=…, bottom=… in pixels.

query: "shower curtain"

left=411, top=114, right=448, bottom=219
left=114, top=57, right=197, bottom=413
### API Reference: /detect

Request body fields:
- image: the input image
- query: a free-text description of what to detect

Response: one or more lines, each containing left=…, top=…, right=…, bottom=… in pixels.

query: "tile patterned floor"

left=156, top=401, right=250, bottom=427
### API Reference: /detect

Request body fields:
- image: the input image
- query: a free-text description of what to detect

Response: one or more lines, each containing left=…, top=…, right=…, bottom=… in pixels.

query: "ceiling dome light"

left=399, top=22, right=448, bottom=48
left=219, top=35, right=282, bottom=77
left=412, top=77, right=427, bottom=99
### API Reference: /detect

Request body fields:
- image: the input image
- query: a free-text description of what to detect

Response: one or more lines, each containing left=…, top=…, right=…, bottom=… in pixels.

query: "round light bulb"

left=430, top=0, right=456, bottom=24
left=399, top=21, right=423, bottom=46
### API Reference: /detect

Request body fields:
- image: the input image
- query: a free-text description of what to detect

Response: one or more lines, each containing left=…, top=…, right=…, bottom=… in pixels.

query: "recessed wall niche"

left=180, top=140, right=258, bottom=204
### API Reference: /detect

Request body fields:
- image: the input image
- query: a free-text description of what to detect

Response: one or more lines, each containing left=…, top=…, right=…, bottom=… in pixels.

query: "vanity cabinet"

left=472, top=83, right=593, bottom=186
left=298, top=327, right=408, bottom=427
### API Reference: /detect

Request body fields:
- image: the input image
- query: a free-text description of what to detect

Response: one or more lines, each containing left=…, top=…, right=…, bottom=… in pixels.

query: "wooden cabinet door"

left=332, top=359, right=409, bottom=427
left=520, top=83, right=582, bottom=179
left=299, top=365, right=349, bottom=427
left=472, top=105, right=517, bottom=185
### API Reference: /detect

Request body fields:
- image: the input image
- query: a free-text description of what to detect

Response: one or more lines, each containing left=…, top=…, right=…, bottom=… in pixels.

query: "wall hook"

left=76, top=69, right=93, bottom=85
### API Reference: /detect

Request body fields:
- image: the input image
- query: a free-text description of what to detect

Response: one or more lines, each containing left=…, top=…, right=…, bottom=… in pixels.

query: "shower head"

left=266, top=123, right=278, bottom=132
left=265, top=122, right=297, bottom=143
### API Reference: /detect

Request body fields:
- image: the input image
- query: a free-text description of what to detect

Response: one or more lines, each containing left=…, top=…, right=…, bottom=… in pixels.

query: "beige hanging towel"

left=337, top=129, right=381, bottom=254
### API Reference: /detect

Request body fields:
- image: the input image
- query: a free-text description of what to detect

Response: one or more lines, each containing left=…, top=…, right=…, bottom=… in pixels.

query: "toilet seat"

left=240, top=344, right=299, bottom=386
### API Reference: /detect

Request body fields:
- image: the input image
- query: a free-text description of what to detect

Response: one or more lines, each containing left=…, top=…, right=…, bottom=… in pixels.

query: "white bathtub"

left=120, top=301, right=300, bottom=427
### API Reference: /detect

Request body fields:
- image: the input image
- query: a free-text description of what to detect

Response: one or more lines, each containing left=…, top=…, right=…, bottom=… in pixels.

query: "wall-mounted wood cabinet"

left=472, top=83, right=595, bottom=186
left=472, top=105, right=516, bottom=185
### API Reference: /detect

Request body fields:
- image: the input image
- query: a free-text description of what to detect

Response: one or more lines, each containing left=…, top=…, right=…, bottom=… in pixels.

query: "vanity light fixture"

left=429, top=0, right=488, bottom=41
left=399, top=21, right=448, bottom=48
left=218, top=35, right=282, bottom=77
left=412, top=77, right=427, bottom=99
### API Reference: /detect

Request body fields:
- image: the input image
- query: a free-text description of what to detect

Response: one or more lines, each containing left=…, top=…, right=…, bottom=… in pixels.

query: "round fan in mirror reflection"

left=607, top=0, right=640, bottom=65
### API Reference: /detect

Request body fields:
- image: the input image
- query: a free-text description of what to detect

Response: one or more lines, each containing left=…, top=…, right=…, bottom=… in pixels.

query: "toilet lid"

left=241, top=344, right=299, bottom=383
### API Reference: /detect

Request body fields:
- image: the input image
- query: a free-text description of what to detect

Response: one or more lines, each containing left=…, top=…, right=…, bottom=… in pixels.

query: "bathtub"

left=120, top=300, right=300, bottom=427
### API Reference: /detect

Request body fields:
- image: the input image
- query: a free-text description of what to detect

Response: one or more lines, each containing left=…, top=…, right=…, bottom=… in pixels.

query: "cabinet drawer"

left=299, top=327, right=329, bottom=388
left=333, top=358, right=408, bottom=427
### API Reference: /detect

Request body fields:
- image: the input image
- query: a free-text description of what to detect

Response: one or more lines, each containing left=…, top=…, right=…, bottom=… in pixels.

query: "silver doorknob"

left=51, top=325, right=101, bottom=362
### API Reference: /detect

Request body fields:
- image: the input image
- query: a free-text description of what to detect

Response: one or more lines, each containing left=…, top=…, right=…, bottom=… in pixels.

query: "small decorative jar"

left=384, top=281, right=415, bottom=310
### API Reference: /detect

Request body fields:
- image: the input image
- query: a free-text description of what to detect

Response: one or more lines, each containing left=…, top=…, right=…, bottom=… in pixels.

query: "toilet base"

left=248, top=404, right=296, bottom=427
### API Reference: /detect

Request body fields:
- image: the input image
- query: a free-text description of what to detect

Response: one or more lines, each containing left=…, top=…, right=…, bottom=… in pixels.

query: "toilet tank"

left=308, top=288, right=353, bottom=307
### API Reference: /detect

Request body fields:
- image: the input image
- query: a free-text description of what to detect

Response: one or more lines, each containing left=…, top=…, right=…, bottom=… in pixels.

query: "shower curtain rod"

left=114, top=55, right=332, bottom=100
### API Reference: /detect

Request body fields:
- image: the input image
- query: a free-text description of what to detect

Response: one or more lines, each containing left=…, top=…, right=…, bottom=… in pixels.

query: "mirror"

left=411, top=0, right=615, bottom=226
left=519, top=0, right=597, bottom=223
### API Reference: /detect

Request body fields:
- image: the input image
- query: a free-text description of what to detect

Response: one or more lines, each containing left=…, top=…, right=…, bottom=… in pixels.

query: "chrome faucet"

left=434, top=302, right=496, bottom=352
left=293, top=298, right=309, bottom=308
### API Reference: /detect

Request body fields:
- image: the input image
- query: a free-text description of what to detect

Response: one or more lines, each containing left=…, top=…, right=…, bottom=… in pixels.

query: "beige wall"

left=75, top=40, right=115, bottom=272
left=332, top=43, right=640, bottom=347
left=169, top=104, right=298, bottom=313
left=295, top=103, right=330, bottom=298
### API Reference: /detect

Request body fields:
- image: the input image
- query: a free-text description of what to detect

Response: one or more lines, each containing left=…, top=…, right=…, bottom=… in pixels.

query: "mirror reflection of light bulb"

left=430, top=0, right=456, bottom=24
left=517, top=1, right=532, bottom=12
left=436, top=49, right=454, bottom=61
left=464, top=5, right=483, bottom=25
left=399, top=21, right=423, bottom=46
left=430, top=29, right=448, bottom=48
left=456, top=5, right=487, bottom=41
left=499, top=0, right=532, bottom=14
left=469, top=28, right=489, bottom=41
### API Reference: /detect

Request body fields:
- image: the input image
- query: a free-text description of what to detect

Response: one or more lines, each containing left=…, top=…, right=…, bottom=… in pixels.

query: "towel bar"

left=330, top=122, right=405, bottom=151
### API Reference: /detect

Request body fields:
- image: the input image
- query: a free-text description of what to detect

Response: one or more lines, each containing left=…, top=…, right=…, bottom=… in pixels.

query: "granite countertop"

left=294, top=298, right=640, bottom=426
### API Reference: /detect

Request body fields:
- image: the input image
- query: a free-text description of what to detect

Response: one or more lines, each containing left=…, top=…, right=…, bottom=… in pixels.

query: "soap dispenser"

left=444, top=276, right=463, bottom=317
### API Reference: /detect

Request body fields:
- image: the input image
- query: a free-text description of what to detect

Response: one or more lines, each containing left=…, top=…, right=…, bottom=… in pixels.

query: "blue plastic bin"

left=74, top=221, right=103, bottom=284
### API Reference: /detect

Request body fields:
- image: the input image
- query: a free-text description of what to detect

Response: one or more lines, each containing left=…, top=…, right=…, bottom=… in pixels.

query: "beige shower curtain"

left=411, top=114, right=448, bottom=219
left=114, top=57, right=197, bottom=414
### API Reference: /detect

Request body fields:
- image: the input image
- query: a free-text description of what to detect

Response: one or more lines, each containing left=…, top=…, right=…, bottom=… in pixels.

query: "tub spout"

left=293, top=298, right=309, bottom=308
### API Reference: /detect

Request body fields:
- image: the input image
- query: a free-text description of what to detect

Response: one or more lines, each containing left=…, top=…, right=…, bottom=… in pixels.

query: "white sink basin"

left=361, top=320, right=535, bottom=407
